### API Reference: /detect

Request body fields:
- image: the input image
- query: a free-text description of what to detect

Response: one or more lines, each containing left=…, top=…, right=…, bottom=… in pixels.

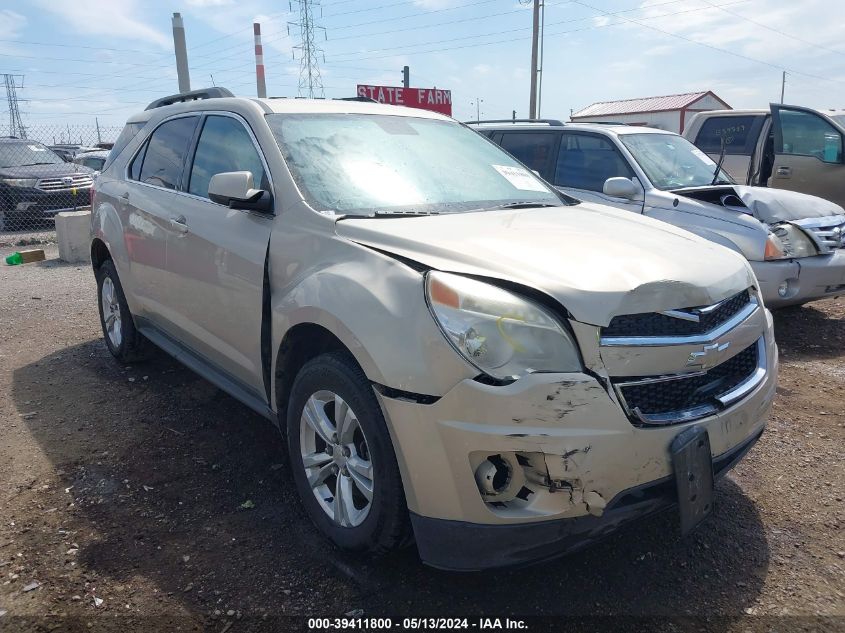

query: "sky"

left=1, top=0, right=845, bottom=135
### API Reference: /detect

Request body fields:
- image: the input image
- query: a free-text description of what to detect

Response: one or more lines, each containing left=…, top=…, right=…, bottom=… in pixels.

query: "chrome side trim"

left=614, top=337, right=766, bottom=426
left=600, top=296, right=758, bottom=347
left=659, top=309, right=700, bottom=322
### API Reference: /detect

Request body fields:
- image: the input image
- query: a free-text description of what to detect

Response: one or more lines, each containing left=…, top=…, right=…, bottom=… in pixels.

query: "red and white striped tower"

left=254, top=22, right=267, bottom=98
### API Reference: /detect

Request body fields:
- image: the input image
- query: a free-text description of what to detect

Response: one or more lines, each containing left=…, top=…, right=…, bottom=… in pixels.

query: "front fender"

left=270, top=243, right=477, bottom=401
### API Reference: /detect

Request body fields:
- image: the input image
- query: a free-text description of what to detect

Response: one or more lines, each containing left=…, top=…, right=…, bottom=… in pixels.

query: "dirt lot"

left=0, top=246, right=843, bottom=632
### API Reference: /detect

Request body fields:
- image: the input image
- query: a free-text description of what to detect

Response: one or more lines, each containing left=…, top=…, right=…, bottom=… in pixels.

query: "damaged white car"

left=475, top=121, right=845, bottom=307
left=92, top=92, right=777, bottom=570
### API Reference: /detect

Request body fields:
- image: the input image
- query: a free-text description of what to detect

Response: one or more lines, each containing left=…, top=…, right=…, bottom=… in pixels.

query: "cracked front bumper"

left=375, top=332, right=777, bottom=570
left=751, top=250, right=845, bottom=308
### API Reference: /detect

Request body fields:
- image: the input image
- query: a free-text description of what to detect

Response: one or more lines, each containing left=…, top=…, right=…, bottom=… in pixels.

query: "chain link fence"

left=1, top=124, right=123, bottom=247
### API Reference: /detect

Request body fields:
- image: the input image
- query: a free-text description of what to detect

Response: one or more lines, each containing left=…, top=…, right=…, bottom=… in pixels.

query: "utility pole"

left=171, top=13, right=191, bottom=93
left=529, top=0, right=540, bottom=119
left=289, top=0, right=326, bottom=99
left=254, top=22, right=267, bottom=98
left=3, top=73, right=26, bottom=138
left=780, top=70, right=786, bottom=103
left=471, top=98, right=483, bottom=122
left=95, top=117, right=102, bottom=144
left=402, top=65, right=410, bottom=89
left=512, top=110, right=516, bottom=122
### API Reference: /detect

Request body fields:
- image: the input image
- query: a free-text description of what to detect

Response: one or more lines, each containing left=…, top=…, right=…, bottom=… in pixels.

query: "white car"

left=475, top=120, right=845, bottom=308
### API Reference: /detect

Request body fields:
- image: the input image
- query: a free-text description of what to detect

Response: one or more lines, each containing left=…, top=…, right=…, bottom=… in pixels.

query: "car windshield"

left=619, top=133, right=734, bottom=190
left=266, top=113, right=565, bottom=216
left=0, top=142, right=65, bottom=168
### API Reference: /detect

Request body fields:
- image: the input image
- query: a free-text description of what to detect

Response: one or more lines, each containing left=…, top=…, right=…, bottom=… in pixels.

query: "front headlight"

left=765, top=223, right=817, bottom=259
left=425, top=271, right=582, bottom=380
left=0, top=178, right=38, bottom=188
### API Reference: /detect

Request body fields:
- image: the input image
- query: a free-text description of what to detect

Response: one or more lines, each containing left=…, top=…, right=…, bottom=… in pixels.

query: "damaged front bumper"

left=375, top=332, right=777, bottom=571
left=751, top=250, right=845, bottom=308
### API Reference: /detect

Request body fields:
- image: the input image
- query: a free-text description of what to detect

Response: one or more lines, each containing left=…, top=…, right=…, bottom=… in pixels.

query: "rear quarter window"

left=102, top=122, right=145, bottom=171
left=694, top=115, right=765, bottom=155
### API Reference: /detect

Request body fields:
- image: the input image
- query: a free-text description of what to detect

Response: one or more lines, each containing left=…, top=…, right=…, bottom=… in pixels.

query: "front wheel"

left=286, top=352, right=410, bottom=553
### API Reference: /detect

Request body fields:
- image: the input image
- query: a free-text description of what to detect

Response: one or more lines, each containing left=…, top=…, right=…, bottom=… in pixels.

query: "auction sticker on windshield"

left=492, top=165, right=548, bottom=192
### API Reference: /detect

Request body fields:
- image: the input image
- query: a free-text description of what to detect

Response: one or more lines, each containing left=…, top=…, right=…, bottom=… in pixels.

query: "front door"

left=770, top=105, right=845, bottom=207
left=163, top=113, right=273, bottom=396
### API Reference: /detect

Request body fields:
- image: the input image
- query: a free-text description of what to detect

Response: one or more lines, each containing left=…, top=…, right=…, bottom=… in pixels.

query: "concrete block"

left=56, top=211, right=91, bottom=264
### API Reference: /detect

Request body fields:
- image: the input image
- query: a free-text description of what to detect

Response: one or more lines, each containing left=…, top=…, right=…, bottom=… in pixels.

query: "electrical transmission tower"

left=3, top=74, right=26, bottom=139
left=288, top=0, right=326, bottom=98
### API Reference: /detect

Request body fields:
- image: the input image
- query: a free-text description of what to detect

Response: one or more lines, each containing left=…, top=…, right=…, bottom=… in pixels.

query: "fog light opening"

left=777, top=281, right=789, bottom=297
left=474, top=454, right=512, bottom=496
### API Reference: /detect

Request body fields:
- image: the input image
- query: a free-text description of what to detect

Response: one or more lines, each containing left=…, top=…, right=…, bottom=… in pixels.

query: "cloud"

left=0, top=9, right=26, bottom=39
left=187, top=0, right=234, bottom=5
left=412, top=0, right=461, bottom=8
left=32, top=0, right=169, bottom=48
left=473, top=64, right=492, bottom=75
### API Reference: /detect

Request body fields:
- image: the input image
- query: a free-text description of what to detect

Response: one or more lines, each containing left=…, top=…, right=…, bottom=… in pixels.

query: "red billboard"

left=356, top=84, right=452, bottom=116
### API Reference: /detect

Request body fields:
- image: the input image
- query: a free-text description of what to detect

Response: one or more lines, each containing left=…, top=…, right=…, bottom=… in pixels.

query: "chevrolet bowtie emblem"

left=687, top=341, right=731, bottom=368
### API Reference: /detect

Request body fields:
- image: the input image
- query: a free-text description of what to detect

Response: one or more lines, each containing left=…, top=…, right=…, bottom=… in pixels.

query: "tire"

left=287, top=352, right=411, bottom=554
left=96, top=259, right=149, bottom=363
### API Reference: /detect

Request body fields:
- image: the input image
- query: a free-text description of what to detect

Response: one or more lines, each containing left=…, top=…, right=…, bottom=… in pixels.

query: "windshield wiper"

left=20, top=162, right=58, bottom=166
left=494, top=202, right=560, bottom=210
left=711, top=135, right=727, bottom=186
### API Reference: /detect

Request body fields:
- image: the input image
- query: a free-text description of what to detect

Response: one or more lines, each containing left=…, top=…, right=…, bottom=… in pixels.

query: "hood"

left=336, top=203, right=754, bottom=326
left=734, top=185, right=845, bottom=223
left=674, top=184, right=844, bottom=224
left=0, top=162, right=93, bottom=179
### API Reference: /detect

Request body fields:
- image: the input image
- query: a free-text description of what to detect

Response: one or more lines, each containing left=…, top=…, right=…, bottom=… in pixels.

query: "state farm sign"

left=357, top=84, right=452, bottom=116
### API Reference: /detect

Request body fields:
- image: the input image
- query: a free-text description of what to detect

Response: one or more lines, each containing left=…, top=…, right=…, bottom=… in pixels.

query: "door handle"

left=776, top=166, right=792, bottom=177
left=169, top=215, right=188, bottom=233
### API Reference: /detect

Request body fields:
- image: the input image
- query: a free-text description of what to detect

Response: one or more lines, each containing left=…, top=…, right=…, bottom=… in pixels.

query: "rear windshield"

left=102, top=121, right=145, bottom=171
left=266, top=113, right=563, bottom=216
left=0, top=142, right=64, bottom=168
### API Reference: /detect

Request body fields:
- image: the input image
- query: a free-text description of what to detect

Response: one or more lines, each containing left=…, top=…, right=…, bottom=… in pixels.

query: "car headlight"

left=765, top=223, right=817, bottom=259
left=425, top=271, right=582, bottom=380
left=0, top=178, right=38, bottom=188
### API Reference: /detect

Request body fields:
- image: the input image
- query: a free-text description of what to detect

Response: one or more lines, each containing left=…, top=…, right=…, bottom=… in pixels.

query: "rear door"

left=122, top=115, right=199, bottom=326
left=553, top=132, right=643, bottom=213
left=770, top=105, right=845, bottom=206
left=163, top=112, right=274, bottom=396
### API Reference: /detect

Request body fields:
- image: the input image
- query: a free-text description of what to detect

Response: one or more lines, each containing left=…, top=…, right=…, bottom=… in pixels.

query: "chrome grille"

left=614, top=339, right=765, bottom=426
left=794, top=215, right=845, bottom=252
left=36, top=174, right=94, bottom=192
left=602, top=290, right=753, bottom=343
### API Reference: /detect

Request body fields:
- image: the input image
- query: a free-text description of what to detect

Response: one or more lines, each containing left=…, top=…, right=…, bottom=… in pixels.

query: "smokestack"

left=254, top=22, right=267, bottom=98
left=172, top=12, right=191, bottom=93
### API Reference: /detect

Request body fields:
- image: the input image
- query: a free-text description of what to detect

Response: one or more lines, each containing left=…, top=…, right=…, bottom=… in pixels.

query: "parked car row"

left=90, top=88, right=779, bottom=571
left=473, top=118, right=845, bottom=308
left=0, top=138, right=95, bottom=231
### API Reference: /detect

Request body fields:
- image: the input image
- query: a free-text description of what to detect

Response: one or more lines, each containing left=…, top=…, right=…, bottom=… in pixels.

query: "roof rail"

left=467, top=118, right=565, bottom=126
left=335, top=96, right=378, bottom=103
left=144, top=87, right=234, bottom=111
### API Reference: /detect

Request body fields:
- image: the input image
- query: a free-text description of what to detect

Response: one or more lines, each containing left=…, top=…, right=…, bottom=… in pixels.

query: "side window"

left=777, top=109, right=843, bottom=163
left=137, top=116, right=199, bottom=190
left=129, top=142, right=146, bottom=181
left=695, top=115, right=763, bottom=155
left=188, top=115, right=267, bottom=200
left=499, top=132, right=556, bottom=176
left=555, top=133, right=634, bottom=192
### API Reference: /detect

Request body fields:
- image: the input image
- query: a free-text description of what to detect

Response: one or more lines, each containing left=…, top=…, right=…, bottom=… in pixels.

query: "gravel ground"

left=0, top=246, right=843, bottom=632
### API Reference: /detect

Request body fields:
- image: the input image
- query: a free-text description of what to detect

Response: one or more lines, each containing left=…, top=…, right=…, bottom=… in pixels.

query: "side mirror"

left=208, top=171, right=272, bottom=212
left=603, top=177, right=640, bottom=200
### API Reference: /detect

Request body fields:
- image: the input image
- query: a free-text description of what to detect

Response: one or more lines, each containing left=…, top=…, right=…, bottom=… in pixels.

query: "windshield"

left=266, top=113, right=564, bottom=215
left=619, top=133, right=734, bottom=190
left=0, top=142, right=64, bottom=168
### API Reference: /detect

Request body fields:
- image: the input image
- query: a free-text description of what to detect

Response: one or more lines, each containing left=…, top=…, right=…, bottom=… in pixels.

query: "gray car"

left=90, top=89, right=777, bottom=570
left=475, top=120, right=845, bottom=308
